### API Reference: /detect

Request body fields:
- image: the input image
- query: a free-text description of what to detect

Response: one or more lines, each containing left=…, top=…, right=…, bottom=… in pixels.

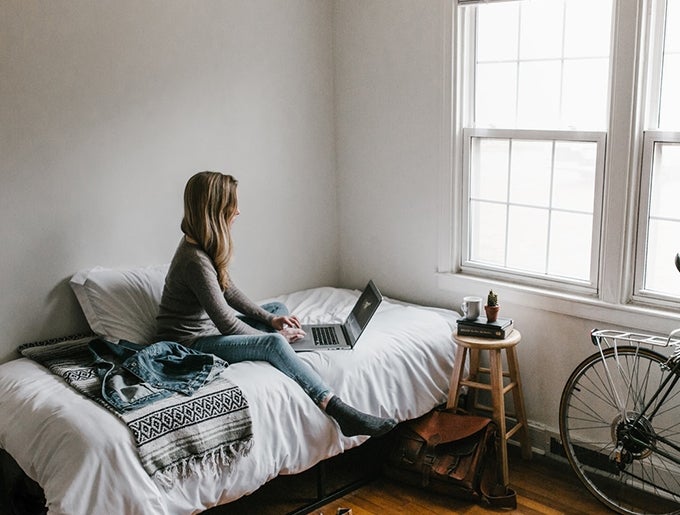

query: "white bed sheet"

left=0, top=287, right=459, bottom=515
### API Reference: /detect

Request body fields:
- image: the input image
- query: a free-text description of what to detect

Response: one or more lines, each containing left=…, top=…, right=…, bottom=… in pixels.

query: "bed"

left=0, top=265, right=460, bottom=515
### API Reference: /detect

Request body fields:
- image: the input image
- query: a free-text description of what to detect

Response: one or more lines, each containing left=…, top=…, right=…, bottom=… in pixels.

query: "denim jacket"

left=88, top=338, right=226, bottom=412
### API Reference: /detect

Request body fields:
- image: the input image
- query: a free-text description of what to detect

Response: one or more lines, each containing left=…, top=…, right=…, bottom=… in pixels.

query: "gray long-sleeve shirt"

left=154, top=238, right=276, bottom=345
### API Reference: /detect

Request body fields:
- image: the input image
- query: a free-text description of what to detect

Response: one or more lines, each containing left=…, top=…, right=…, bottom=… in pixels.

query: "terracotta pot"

left=485, top=305, right=500, bottom=323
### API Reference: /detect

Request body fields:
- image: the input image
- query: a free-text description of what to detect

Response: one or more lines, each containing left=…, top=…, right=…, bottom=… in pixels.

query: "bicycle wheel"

left=560, top=346, right=680, bottom=514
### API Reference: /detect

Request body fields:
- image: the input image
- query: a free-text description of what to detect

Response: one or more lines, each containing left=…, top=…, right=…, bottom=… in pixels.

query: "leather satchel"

left=383, top=409, right=517, bottom=509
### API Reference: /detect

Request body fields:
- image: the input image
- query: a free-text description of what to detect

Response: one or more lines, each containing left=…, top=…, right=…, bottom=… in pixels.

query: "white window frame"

left=461, top=127, right=607, bottom=295
left=437, top=0, right=680, bottom=334
left=630, top=0, right=680, bottom=304
left=633, top=130, right=680, bottom=305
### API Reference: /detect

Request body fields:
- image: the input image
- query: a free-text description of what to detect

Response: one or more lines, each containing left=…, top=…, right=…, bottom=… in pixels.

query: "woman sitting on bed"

left=154, top=171, right=397, bottom=437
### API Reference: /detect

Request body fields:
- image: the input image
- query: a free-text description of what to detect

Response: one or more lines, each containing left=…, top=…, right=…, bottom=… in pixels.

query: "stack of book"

left=456, top=316, right=514, bottom=339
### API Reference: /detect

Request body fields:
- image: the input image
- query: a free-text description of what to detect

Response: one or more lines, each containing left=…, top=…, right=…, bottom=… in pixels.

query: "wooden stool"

left=446, top=330, right=532, bottom=486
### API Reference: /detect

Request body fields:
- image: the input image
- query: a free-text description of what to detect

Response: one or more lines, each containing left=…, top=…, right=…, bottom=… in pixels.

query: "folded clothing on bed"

left=88, top=338, right=227, bottom=412
left=18, top=336, right=252, bottom=485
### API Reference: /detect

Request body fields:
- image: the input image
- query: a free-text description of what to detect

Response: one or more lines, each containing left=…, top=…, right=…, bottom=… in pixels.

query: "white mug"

left=460, top=296, right=482, bottom=320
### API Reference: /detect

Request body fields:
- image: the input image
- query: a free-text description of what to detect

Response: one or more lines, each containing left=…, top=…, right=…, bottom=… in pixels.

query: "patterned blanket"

left=19, top=335, right=253, bottom=485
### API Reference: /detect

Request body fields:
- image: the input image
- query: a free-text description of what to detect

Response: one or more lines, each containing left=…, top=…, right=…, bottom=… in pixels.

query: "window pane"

left=465, top=132, right=602, bottom=287
left=519, top=0, right=563, bottom=60
left=552, top=141, right=597, bottom=212
left=475, top=63, right=517, bottom=127
left=659, top=54, right=680, bottom=129
left=477, top=2, right=519, bottom=62
left=517, top=61, right=561, bottom=128
left=473, top=0, right=612, bottom=131
left=564, top=0, right=612, bottom=58
left=507, top=205, right=549, bottom=273
left=645, top=219, right=680, bottom=295
left=509, top=140, right=552, bottom=207
left=666, top=0, right=680, bottom=53
left=659, top=0, right=680, bottom=128
left=470, top=138, right=509, bottom=202
left=641, top=140, right=680, bottom=297
left=561, top=59, right=609, bottom=129
left=650, top=142, right=680, bottom=219
left=548, top=211, right=592, bottom=280
left=470, top=200, right=507, bottom=265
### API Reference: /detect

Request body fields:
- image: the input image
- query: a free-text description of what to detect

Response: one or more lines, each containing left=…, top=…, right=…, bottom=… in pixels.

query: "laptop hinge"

left=341, top=323, right=355, bottom=348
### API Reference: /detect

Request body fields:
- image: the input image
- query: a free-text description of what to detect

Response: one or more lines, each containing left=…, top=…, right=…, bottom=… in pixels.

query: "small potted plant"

left=485, top=290, right=500, bottom=323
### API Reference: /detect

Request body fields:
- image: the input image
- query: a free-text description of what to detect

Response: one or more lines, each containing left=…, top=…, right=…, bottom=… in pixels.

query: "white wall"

left=334, top=0, right=450, bottom=303
left=0, top=0, right=338, bottom=363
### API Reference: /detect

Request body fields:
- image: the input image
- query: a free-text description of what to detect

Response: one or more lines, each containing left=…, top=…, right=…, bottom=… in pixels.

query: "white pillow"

left=70, top=265, right=169, bottom=344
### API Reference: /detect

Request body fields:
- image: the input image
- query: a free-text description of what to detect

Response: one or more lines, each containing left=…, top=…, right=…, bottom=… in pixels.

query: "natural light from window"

left=474, top=0, right=611, bottom=131
left=461, top=0, right=611, bottom=289
left=638, top=0, right=680, bottom=298
left=643, top=141, right=680, bottom=295
left=659, top=0, right=680, bottom=129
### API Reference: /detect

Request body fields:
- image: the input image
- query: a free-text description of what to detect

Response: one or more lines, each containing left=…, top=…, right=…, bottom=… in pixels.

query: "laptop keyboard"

left=312, top=326, right=340, bottom=346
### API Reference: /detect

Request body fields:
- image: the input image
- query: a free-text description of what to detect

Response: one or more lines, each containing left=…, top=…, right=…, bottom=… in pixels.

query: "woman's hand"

left=278, top=326, right=306, bottom=343
left=272, top=315, right=305, bottom=343
left=271, top=315, right=301, bottom=331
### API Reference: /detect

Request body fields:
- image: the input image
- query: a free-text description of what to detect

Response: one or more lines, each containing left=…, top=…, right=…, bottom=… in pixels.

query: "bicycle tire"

left=559, top=346, right=680, bottom=514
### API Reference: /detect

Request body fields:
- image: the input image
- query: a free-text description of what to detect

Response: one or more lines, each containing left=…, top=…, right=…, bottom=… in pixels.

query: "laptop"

left=291, top=280, right=383, bottom=352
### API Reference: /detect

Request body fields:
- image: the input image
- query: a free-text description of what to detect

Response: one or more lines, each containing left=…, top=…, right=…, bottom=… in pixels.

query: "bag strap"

left=479, top=426, right=517, bottom=509
left=420, top=434, right=441, bottom=487
left=481, top=483, right=517, bottom=509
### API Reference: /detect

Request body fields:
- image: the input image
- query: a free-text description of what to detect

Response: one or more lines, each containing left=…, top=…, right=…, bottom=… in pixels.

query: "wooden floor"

left=213, top=446, right=614, bottom=515
left=310, top=451, right=614, bottom=514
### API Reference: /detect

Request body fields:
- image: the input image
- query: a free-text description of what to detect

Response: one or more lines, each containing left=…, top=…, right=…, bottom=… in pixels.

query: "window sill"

left=437, top=272, right=680, bottom=336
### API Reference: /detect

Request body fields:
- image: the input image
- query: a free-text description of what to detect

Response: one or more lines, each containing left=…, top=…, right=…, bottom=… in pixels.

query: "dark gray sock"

left=325, top=397, right=397, bottom=437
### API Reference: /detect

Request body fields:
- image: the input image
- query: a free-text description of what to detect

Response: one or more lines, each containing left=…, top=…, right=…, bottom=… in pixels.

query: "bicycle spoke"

left=637, top=451, right=680, bottom=500
left=630, top=352, right=655, bottom=413
left=568, top=394, right=614, bottom=426
left=581, top=360, right=622, bottom=410
left=654, top=385, right=680, bottom=415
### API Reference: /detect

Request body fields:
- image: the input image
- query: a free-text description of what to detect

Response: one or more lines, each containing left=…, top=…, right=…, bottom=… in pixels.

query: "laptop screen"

left=346, top=280, right=382, bottom=344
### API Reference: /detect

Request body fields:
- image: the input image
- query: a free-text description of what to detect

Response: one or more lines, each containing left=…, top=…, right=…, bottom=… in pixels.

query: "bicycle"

left=559, top=256, right=680, bottom=514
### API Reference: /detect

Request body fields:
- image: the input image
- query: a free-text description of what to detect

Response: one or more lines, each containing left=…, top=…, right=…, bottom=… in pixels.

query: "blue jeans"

left=191, top=302, right=331, bottom=405
left=89, top=338, right=226, bottom=412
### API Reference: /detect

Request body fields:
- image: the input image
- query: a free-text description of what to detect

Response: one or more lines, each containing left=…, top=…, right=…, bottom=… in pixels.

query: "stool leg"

left=507, top=346, right=532, bottom=460
left=447, top=346, right=467, bottom=410
left=468, top=348, right=480, bottom=381
left=468, top=348, right=480, bottom=411
left=489, top=348, right=509, bottom=486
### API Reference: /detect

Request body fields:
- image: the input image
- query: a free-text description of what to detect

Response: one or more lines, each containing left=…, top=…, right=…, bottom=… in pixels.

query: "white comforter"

left=0, top=287, right=459, bottom=515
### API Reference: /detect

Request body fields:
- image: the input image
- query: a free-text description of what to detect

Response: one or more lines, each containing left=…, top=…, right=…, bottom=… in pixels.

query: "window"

left=440, top=0, right=680, bottom=328
left=464, top=129, right=605, bottom=287
left=457, top=0, right=613, bottom=293
left=635, top=0, right=680, bottom=301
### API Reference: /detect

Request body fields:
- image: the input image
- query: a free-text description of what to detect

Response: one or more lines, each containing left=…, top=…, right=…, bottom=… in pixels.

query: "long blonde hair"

left=181, top=171, right=239, bottom=290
